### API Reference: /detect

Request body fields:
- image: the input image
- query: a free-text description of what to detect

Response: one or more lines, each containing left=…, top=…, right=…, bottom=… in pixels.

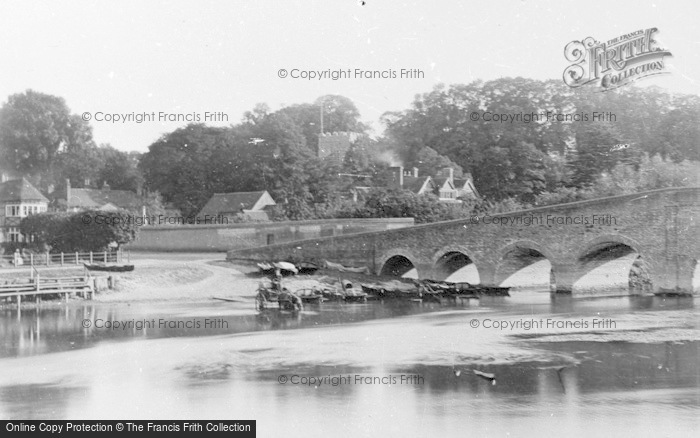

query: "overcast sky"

left=1, top=0, right=698, bottom=152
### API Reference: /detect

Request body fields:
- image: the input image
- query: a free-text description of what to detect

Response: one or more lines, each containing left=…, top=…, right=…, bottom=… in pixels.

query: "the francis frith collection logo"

left=563, top=27, right=672, bottom=91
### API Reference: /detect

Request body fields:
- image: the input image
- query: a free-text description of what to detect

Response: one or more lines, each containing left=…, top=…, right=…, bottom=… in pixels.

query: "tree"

left=0, top=90, right=95, bottom=188
left=97, top=146, right=143, bottom=191
left=18, top=212, right=71, bottom=252
left=410, top=146, right=463, bottom=178
left=20, top=210, right=139, bottom=252
left=277, top=95, right=368, bottom=153
left=139, top=124, right=230, bottom=216
left=567, top=123, right=626, bottom=188
left=339, top=188, right=468, bottom=224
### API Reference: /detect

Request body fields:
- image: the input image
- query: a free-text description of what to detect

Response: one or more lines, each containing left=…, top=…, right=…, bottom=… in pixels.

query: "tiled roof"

left=453, top=178, right=480, bottom=198
left=432, top=177, right=454, bottom=188
left=0, top=178, right=49, bottom=203
left=402, top=176, right=432, bottom=194
left=67, top=188, right=143, bottom=209
left=198, top=191, right=269, bottom=216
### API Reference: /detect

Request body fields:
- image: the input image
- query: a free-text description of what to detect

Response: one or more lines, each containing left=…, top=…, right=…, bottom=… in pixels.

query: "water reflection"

left=0, top=289, right=697, bottom=436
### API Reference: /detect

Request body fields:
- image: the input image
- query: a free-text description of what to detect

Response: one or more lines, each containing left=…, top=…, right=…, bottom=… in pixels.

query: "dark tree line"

left=0, top=90, right=143, bottom=193
left=382, top=78, right=699, bottom=203
left=1, top=82, right=698, bottom=224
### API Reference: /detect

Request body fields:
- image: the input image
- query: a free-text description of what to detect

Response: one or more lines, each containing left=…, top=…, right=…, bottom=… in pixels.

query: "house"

left=389, top=166, right=480, bottom=203
left=436, top=168, right=480, bottom=201
left=0, top=177, right=49, bottom=243
left=55, top=179, right=147, bottom=212
left=198, top=191, right=276, bottom=222
left=389, top=166, right=436, bottom=195
left=452, top=172, right=480, bottom=200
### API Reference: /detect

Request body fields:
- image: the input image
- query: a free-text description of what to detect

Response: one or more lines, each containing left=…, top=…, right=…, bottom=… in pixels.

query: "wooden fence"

left=0, top=248, right=125, bottom=269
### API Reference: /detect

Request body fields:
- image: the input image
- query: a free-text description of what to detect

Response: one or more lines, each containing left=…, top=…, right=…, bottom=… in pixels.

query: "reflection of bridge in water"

left=228, top=188, right=700, bottom=295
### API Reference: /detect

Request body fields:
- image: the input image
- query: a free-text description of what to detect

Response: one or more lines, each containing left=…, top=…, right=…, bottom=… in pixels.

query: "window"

left=5, top=203, right=46, bottom=217
left=7, top=227, right=22, bottom=242
left=6, top=205, right=20, bottom=217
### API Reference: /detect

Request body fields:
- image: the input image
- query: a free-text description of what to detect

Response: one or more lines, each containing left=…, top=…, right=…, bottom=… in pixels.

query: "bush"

left=336, top=188, right=473, bottom=224
left=20, top=209, right=140, bottom=253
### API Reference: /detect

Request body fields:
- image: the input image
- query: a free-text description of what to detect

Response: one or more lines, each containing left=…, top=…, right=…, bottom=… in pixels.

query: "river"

left=0, top=289, right=697, bottom=437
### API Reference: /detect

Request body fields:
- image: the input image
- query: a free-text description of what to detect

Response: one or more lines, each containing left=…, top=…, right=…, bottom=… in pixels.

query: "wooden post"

left=103, top=251, right=107, bottom=263
left=61, top=252, right=64, bottom=266
left=76, top=252, right=79, bottom=265
left=17, top=295, right=21, bottom=310
left=30, top=253, right=34, bottom=267
left=36, top=273, right=40, bottom=292
left=90, top=251, right=93, bottom=263
left=46, top=251, right=50, bottom=266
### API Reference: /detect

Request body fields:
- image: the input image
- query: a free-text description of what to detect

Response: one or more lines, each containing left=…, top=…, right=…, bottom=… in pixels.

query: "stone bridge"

left=227, top=187, right=700, bottom=295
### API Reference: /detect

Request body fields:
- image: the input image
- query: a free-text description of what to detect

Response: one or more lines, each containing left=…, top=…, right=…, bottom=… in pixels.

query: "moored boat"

left=296, top=261, right=320, bottom=275
left=83, top=262, right=135, bottom=272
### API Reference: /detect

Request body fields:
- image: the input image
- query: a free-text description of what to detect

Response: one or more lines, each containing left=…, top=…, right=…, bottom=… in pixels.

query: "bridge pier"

left=550, top=263, right=577, bottom=294
left=656, top=256, right=697, bottom=294
left=474, top=264, right=497, bottom=288
left=414, top=263, right=435, bottom=280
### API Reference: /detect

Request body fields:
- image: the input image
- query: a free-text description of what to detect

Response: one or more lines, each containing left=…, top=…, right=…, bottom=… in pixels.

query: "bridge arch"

left=377, top=250, right=420, bottom=278
left=574, top=234, right=652, bottom=293
left=432, top=245, right=481, bottom=282
left=494, top=240, right=558, bottom=290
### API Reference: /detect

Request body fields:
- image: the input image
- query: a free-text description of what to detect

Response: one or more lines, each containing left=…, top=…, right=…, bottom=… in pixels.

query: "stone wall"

left=126, top=218, right=414, bottom=252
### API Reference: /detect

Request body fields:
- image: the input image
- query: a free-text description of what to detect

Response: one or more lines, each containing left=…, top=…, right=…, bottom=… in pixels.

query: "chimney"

left=389, top=166, right=404, bottom=188
left=66, top=179, right=71, bottom=203
left=443, top=167, right=454, bottom=182
left=413, top=167, right=419, bottom=177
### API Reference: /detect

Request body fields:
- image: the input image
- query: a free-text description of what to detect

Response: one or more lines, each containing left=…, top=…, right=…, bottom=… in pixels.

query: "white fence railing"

left=0, top=249, right=125, bottom=269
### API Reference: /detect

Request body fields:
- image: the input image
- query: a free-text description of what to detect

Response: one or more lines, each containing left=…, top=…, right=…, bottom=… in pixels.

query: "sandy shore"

left=93, top=254, right=336, bottom=303
left=93, top=256, right=254, bottom=302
